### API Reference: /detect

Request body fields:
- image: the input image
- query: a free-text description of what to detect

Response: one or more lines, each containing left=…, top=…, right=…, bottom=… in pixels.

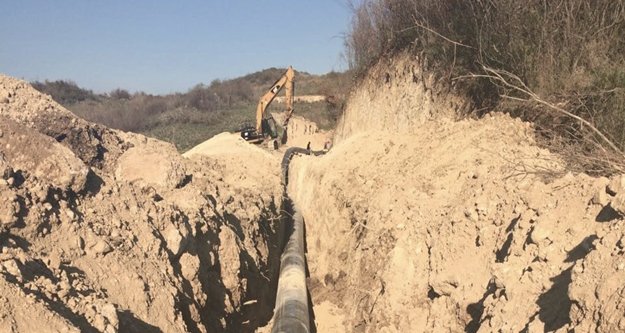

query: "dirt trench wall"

left=287, top=57, right=625, bottom=332
left=0, top=75, right=284, bottom=333
left=335, top=53, right=470, bottom=143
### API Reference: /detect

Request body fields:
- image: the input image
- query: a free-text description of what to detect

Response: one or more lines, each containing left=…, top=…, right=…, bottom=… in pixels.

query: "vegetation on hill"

left=347, top=0, right=625, bottom=173
left=31, top=80, right=97, bottom=105
left=32, top=68, right=351, bottom=151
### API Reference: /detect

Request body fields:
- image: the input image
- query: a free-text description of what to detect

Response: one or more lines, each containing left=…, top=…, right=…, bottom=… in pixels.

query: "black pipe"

left=280, top=147, right=325, bottom=188
left=272, top=147, right=326, bottom=333
left=271, top=206, right=309, bottom=333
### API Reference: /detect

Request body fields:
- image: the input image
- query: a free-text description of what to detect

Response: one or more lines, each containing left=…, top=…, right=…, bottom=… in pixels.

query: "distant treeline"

left=32, top=68, right=352, bottom=150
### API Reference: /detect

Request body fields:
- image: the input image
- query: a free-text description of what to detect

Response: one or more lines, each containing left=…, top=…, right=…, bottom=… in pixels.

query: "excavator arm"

left=255, top=66, right=294, bottom=134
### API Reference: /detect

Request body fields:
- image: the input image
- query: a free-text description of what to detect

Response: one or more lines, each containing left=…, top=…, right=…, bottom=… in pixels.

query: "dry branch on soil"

left=454, top=66, right=625, bottom=173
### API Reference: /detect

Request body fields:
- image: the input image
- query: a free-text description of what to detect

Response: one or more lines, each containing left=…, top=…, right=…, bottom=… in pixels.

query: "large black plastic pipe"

left=272, top=147, right=325, bottom=333
left=271, top=205, right=309, bottom=333
left=280, top=147, right=324, bottom=189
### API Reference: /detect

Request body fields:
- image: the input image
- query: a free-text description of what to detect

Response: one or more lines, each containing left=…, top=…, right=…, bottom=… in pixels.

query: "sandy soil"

left=0, top=74, right=284, bottom=333
left=272, top=112, right=332, bottom=151
left=2, top=51, right=625, bottom=333
left=287, top=56, right=625, bottom=332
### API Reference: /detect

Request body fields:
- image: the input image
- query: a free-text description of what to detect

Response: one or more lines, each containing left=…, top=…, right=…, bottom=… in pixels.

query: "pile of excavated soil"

left=183, top=132, right=280, bottom=193
left=288, top=56, right=625, bottom=332
left=272, top=113, right=332, bottom=151
left=0, top=75, right=284, bottom=332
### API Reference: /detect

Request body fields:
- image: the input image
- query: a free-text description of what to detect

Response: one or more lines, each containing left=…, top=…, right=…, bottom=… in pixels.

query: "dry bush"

left=185, top=84, right=218, bottom=111
left=31, top=80, right=98, bottom=104
left=346, top=0, right=625, bottom=174
left=109, top=88, right=131, bottom=100
left=184, top=79, right=254, bottom=111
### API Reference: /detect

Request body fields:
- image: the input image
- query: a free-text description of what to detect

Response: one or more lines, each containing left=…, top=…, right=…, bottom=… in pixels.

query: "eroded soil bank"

left=0, top=75, right=286, bottom=333
left=288, top=55, right=625, bottom=332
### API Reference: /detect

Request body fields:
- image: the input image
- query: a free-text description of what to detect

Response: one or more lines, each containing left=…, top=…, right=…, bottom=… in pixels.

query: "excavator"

left=240, top=66, right=294, bottom=149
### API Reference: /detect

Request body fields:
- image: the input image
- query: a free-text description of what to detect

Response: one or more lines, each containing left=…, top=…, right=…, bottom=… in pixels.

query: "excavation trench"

left=2, top=66, right=620, bottom=332
left=271, top=198, right=311, bottom=333
left=267, top=147, right=325, bottom=333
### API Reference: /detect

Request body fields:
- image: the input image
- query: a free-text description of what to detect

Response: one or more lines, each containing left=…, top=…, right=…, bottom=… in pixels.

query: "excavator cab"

left=262, top=117, right=279, bottom=139
left=239, top=116, right=279, bottom=143
left=239, top=124, right=262, bottom=143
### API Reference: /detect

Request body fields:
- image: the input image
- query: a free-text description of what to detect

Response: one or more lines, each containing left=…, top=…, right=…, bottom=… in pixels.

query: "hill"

left=32, top=68, right=352, bottom=151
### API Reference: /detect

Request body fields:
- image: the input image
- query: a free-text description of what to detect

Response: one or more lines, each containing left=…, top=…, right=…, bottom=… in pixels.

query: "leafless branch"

left=400, top=16, right=474, bottom=49
left=457, top=66, right=625, bottom=159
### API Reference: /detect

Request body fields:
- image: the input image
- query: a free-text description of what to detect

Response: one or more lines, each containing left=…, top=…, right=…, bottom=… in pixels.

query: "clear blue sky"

left=0, top=0, right=351, bottom=94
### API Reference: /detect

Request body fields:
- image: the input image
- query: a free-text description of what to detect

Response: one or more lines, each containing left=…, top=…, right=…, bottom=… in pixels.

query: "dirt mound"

left=115, top=136, right=187, bottom=190
left=0, top=75, right=284, bottom=332
left=0, top=75, right=127, bottom=170
left=183, top=132, right=280, bottom=192
left=0, top=118, right=88, bottom=192
left=287, top=58, right=625, bottom=332
left=335, top=53, right=470, bottom=143
left=272, top=112, right=332, bottom=151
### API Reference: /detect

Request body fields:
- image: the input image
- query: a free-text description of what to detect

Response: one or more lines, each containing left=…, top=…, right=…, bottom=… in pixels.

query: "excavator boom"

left=240, top=66, right=295, bottom=147
left=255, top=66, right=295, bottom=134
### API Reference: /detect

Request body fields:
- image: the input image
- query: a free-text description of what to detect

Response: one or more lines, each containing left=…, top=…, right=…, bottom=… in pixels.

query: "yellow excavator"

left=240, top=66, right=294, bottom=148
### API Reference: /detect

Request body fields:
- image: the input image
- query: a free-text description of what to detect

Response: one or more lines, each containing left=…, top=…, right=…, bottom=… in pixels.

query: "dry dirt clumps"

left=567, top=183, right=625, bottom=333
left=290, top=113, right=624, bottom=332
left=287, top=57, right=625, bottom=332
left=0, top=75, right=285, bottom=332
left=115, top=136, right=187, bottom=190
left=0, top=75, right=127, bottom=170
left=0, top=118, right=89, bottom=191
left=0, top=278, right=81, bottom=333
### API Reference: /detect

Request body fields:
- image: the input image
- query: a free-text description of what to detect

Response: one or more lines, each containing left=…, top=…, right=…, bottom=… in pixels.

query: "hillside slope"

left=32, top=68, right=350, bottom=151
